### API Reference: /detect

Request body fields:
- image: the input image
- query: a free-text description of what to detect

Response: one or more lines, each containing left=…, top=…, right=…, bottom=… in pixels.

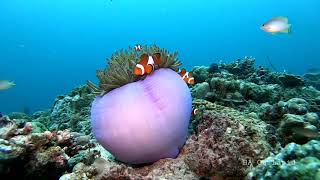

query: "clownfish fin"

left=152, top=52, right=162, bottom=65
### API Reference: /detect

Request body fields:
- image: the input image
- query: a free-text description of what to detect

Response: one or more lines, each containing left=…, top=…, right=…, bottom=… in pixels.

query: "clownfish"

left=134, top=44, right=142, bottom=51
left=134, top=53, right=162, bottom=76
left=192, top=108, right=199, bottom=116
left=178, top=69, right=195, bottom=85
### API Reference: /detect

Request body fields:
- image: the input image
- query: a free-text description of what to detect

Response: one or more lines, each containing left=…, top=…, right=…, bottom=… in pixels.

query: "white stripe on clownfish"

left=135, top=64, right=145, bottom=75
left=188, top=77, right=194, bottom=84
left=147, top=55, right=155, bottom=66
left=182, top=72, right=189, bottom=80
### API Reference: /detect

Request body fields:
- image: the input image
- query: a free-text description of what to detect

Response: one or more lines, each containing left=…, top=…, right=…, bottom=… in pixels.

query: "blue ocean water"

left=0, top=0, right=319, bottom=114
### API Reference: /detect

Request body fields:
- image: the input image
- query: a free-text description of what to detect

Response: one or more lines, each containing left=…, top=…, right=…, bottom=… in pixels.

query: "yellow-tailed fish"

left=261, top=16, right=292, bottom=34
left=0, top=80, right=16, bottom=90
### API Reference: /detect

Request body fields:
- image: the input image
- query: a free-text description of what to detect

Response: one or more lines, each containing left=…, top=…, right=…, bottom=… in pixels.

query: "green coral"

left=87, top=45, right=182, bottom=95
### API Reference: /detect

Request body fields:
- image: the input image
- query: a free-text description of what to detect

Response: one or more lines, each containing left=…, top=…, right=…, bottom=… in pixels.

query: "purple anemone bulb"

left=88, top=46, right=192, bottom=164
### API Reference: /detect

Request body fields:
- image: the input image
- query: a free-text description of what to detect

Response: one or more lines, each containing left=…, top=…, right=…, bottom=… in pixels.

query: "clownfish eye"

left=262, top=24, right=265, bottom=26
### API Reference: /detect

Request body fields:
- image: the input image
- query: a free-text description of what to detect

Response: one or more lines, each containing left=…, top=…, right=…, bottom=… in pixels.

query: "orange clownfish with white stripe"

left=134, top=53, right=162, bottom=76
left=178, top=68, right=195, bottom=85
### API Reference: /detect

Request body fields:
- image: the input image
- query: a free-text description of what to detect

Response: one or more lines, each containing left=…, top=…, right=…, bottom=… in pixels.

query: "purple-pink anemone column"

left=90, top=68, right=192, bottom=164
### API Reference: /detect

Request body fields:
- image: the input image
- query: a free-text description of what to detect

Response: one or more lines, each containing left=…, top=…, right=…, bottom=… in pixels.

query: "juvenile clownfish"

left=178, top=69, right=195, bottom=85
left=192, top=108, right=199, bottom=116
left=134, top=53, right=162, bottom=76
left=134, top=44, right=142, bottom=51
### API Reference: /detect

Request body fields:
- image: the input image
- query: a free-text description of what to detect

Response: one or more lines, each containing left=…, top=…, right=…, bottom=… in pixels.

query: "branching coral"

left=87, top=45, right=182, bottom=95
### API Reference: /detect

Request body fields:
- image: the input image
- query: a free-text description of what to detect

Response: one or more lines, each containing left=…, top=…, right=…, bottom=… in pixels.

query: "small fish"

left=134, top=53, right=162, bottom=76
left=0, top=80, right=16, bottom=90
left=192, top=108, right=199, bottom=116
left=134, top=44, right=142, bottom=51
left=292, top=127, right=320, bottom=138
left=261, top=16, right=292, bottom=34
left=178, top=69, right=195, bottom=85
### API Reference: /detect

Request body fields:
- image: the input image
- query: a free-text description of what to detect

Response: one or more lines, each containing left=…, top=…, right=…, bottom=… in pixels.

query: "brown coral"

left=87, top=45, right=182, bottom=95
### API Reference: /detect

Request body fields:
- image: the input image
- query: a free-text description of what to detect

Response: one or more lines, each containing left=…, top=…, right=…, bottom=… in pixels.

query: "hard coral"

left=0, top=117, right=95, bottom=179
left=184, top=99, right=272, bottom=179
left=88, top=45, right=182, bottom=95
left=247, top=140, right=320, bottom=180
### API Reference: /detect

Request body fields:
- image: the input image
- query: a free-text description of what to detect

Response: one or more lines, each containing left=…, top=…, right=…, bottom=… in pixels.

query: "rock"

left=240, top=82, right=280, bottom=103
left=277, top=113, right=319, bottom=145
left=191, top=82, right=210, bottom=99
left=208, top=63, right=220, bottom=73
left=7, top=112, right=31, bottom=121
left=247, top=140, right=320, bottom=180
left=49, top=85, right=94, bottom=134
left=278, top=74, right=305, bottom=87
left=287, top=98, right=308, bottom=115
left=184, top=99, right=272, bottom=178
left=191, top=66, right=210, bottom=83
left=31, top=121, right=48, bottom=133
left=304, top=72, right=320, bottom=90
left=220, top=57, right=255, bottom=79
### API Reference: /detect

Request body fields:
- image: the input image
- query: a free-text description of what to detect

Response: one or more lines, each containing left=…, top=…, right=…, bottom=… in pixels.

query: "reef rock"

left=277, top=113, right=319, bottom=145
left=304, top=72, right=320, bottom=90
left=247, top=140, right=320, bottom=180
left=278, top=74, right=305, bottom=88
left=191, top=82, right=210, bottom=99
left=191, top=66, right=210, bottom=83
left=184, top=99, right=273, bottom=178
left=0, top=115, right=95, bottom=179
left=50, top=86, right=94, bottom=134
left=220, top=57, right=255, bottom=79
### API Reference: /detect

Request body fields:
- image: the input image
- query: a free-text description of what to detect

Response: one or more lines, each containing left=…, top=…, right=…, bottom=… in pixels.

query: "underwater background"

left=1, top=0, right=320, bottom=114
left=2, top=1, right=320, bottom=179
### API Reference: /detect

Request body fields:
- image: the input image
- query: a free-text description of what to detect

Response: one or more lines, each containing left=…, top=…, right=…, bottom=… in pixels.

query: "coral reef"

left=2, top=54, right=320, bottom=179
left=0, top=115, right=95, bottom=179
left=247, top=140, right=320, bottom=180
left=184, top=99, right=272, bottom=178
left=50, top=86, right=94, bottom=135
left=61, top=99, right=272, bottom=179
left=304, top=72, right=320, bottom=90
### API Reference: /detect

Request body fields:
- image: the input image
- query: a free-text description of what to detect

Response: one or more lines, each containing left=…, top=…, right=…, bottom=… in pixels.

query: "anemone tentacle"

left=87, top=45, right=182, bottom=95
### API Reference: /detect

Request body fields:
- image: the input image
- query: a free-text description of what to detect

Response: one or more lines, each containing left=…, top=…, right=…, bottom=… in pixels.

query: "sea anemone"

left=87, top=45, right=182, bottom=95
left=88, top=45, right=192, bottom=164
